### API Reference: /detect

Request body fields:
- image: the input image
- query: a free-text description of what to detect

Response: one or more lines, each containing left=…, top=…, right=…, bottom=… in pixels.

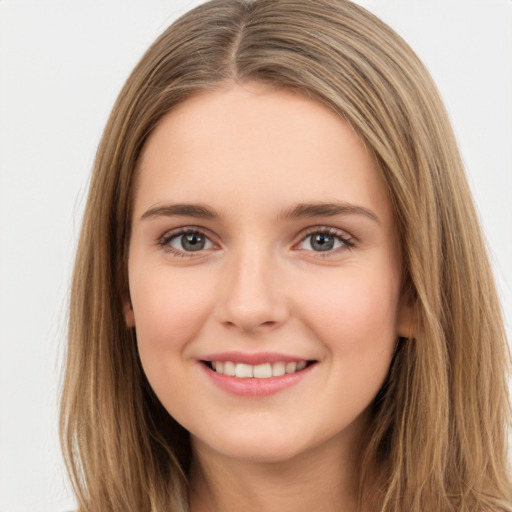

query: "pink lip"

left=199, top=359, right=316, bottom=397
left=200, top=351, right=309, bottom=365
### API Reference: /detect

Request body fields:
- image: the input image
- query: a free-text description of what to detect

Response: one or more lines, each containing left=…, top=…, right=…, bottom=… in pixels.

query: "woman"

left=60, top=1, right=512, bottom=510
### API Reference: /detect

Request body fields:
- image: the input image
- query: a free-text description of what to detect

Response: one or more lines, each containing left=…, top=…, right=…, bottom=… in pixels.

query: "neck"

left=188, top=427, right=368, bottom=512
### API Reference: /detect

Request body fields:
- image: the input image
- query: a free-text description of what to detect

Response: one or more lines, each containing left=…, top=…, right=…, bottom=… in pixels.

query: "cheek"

left=129, top=267, right=216, bottom=360
left=129, top=267, right=220, bottom=422
left=294, top=265, right=401, bottom=354
left=297, top=268, right=401, bottom=415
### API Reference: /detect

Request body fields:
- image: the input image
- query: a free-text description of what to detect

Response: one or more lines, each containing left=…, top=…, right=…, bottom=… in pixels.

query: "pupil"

left=182, top=233, right=205, bottom=251
left=312, top=233, right=334, bottom=251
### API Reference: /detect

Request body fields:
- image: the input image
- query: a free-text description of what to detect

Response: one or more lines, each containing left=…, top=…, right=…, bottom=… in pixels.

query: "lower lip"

left=201, top=363, right=316, bottom=397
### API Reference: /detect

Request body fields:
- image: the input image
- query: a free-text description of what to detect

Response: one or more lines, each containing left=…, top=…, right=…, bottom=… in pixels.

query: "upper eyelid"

left=301, top=225, right=350, bottom=234
left=159, top=226, right=216, bottom=242
left=298, top=225, right=354, bottom=240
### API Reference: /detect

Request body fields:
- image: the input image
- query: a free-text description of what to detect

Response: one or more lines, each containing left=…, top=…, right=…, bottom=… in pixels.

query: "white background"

left=0, top=1, right=511, bottom=511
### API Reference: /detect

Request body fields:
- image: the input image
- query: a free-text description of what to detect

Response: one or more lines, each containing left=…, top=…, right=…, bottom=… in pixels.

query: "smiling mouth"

left=203, top=360, right=315, bottom=378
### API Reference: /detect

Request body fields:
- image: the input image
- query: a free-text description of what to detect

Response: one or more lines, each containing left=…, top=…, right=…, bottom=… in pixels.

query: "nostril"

left=223, top=319, right=279, bottom=334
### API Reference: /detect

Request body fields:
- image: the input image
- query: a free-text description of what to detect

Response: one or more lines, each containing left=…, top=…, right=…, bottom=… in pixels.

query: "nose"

left=215, top=247, right=290, bottom=334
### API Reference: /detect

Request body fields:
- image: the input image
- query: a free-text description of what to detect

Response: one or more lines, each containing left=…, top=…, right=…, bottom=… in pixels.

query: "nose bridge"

left=217, top=239, right=287, bottom=332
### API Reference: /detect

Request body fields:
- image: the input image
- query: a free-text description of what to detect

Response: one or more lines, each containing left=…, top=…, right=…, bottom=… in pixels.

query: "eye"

left=160, top=229, right=215, bottom=255
left=297, top=228, right=353, bottom=253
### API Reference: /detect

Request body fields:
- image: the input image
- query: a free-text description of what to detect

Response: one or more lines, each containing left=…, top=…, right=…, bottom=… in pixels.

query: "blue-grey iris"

left=311, top=233, right=334, bottom=251
left=182, top=233, right=206, bottom=251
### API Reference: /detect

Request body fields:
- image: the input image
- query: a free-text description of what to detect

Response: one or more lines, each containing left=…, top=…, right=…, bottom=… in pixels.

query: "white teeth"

left=285, top=362, right=297, bottom=374
left=253, top=363, right=272, bottom=378
left=210, top=360, right=309, bottom=378
left=223, top=361, right=236, bottom=376
left=235, top=363, right=253, bottom=378
left=272, top=362, right=286, bottom=377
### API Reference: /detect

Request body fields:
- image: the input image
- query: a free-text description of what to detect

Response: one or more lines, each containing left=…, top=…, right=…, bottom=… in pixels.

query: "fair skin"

left=125, top=82, right=414, bottom=512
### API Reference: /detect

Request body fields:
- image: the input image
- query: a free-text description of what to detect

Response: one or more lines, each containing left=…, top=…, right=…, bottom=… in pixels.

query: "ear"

left=396, top=291, right=417, bottom=340
left=123, top=299, right=135, bottom=328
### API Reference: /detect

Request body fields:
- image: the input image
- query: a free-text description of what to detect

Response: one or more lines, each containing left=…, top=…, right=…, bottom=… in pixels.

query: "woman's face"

left=126, top=83, right=413, bottom=464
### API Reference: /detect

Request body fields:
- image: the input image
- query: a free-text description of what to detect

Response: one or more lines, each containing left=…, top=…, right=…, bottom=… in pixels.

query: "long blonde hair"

left=60, top=1, right=512, bottom=510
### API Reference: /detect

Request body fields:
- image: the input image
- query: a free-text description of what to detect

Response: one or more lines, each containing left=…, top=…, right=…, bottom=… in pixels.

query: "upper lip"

left=200, top=351, right=313, bottom=365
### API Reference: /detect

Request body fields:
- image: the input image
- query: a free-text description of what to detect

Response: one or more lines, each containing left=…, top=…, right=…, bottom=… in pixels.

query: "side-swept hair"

left=60, top=1, right=512, bottom=510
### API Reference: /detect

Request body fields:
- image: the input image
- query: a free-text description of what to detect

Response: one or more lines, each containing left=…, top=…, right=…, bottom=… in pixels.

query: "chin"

left=215, top=442, right=307, bottom=465
left=191, top=423, right=332, bottom=466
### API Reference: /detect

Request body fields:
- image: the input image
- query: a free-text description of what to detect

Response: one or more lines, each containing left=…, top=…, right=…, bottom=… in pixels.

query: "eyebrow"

left=140, top=201, right=380, bottom=224
left=141, top=203, right=219, bottom=221
left=278, top=201, right=380, bottom=224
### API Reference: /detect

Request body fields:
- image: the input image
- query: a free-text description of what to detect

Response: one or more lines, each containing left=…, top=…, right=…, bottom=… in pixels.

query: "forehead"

left=134, top=82, right=392, bottom=223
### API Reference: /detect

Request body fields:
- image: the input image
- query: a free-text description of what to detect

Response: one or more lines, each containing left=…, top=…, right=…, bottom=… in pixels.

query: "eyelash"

left=298, top=227, right=355, bottom=256
left=157, top=226, right=355, bottom=258
left=157, top=228, right=215, bottom=258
